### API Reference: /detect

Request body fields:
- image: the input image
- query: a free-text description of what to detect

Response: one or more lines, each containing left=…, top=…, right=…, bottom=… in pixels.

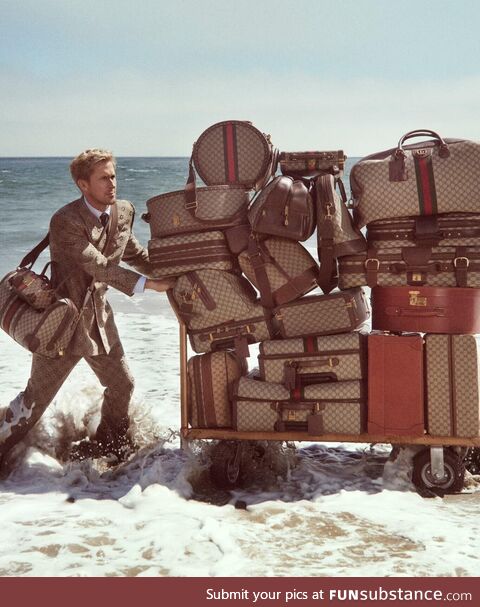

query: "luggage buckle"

left=325, top=203, right=333, bottom=218
left=454, top=256, right=469, bottom=268
left=364, top=258, right=380, bottom=270
left=184, top=201, right=198, bottom=210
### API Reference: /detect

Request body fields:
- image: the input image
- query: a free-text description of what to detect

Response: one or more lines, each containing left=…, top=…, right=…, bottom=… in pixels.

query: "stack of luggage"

left=340, top=128, right=480, bottom=438
left=143, top=120, right=371, bottom=436
left=143, top=123, right=480, bottom=441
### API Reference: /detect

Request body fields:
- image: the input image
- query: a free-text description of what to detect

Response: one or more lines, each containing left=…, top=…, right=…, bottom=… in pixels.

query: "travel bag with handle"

left=279, top=150, right=346, bottom=177
left=258, top=331, right=367, bottom=388
left=371, top=285, right=480, bottom=334
left=315, top=173, right=366, bottom=293
left=350, top=129, right=480, bottom=227
left=148, top=231, right=235, bottom=278
left=190, top=120, right=277, bottom=189
left=248, top=175, right=315, bottom=241
left=232, top=376, right=366, bottom=434
left=238, top=235, right=319, bottom=308
left=143, top=185, right=249, bottom=238
left=187, top=350, right=248, bottom=428
left=425, top=334, right=480, bottom=438
left=170, top=269, right=275, bottom=354
left=0, top=208, right=116, bottom=358
left=273, top=287, right=370, bottom=339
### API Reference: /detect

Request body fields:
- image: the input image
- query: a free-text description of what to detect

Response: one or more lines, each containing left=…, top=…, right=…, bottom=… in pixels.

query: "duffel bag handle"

left=396, top=129, right=450, bottom=158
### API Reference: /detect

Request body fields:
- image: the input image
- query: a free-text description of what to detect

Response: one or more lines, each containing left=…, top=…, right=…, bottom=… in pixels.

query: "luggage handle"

left=285, top=357, right=339, bottom=370
left=391, top=306, right=446, bottom=318
left=396, top=129, right=450, bottom=158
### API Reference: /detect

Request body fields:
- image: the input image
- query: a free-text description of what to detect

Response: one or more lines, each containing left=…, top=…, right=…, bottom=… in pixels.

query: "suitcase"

left=425, top=334, right=480, bottom=437
left=315, top=174, right=366, bottom=293
left=258, top=332, right=367, bottom=388
left=248, top=176, right=315, bottom=242
left=143, top=185, right=249, bottom=238
left=338, top=245, right=480, bottom=290
left=170, top=269, right=274, bottom=354
left=350, top=129, right=480, bottom=228
left=0, top=272, right=79, bottom=358
left=191, top=120, right=276, bottom=189
left=238, top=236, right=319, bottom=307
left=279, top=150, right=346, bottom=177
left=273, top=287, right=370, bottom=339
left=187, top=351, right=247, bottom=428
left=367, top=333, right=425, bottom=436
left=148, top=231, right=234, bottom=278
left=232, top=376, right=366, bottom=434
left=371, top=285, right=480, bottom=334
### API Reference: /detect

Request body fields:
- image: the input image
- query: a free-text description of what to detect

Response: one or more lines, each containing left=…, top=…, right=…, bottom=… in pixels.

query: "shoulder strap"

left=247, top=236, right=275, bottom=308
left=19, top=234, right=50, bottom=268
left=315, top=175, right=339, bottom=294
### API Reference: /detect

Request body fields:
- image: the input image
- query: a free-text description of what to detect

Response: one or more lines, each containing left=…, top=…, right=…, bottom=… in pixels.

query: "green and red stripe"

left=414, top=155, right=438, bottom=215
left=223, top=122, right=239, bottom=183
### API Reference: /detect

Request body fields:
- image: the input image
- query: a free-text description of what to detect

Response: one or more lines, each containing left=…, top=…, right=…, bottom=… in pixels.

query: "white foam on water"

left=0, top=304, right=479, bottom=577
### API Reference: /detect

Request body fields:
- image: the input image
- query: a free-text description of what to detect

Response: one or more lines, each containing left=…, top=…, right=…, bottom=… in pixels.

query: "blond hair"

left=70, top=148, right=116, bottom=183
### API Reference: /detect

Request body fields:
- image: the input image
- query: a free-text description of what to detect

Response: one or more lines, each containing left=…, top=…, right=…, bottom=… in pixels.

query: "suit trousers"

left=0, top=342, right=134, bottom=456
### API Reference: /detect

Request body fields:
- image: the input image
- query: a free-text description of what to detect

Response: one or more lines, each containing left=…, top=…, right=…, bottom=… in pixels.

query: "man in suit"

left=0, top=148, right=174, bottom=464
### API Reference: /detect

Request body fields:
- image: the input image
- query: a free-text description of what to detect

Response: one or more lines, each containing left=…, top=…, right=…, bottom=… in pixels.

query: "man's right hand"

left=145, top=277, right=176, bottom=292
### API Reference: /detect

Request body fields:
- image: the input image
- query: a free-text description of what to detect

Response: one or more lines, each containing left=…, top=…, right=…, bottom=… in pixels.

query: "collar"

left=83, top=196, right=112, bottom=220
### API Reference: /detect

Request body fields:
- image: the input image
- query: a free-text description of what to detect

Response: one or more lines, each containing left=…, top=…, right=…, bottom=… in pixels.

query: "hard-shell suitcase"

left=191, top=120, right=276, bottom=189
left=350, top=129, right=480, bottom=228
left=279, top=150, right=346, bottom=177
left=170, top=269, right=274, bottom=354
left=258, top=332, right=367, bottom=388
left=338, top=245, right=480, bottom=290
left=143, top=185, right=249, bottom=238
left=248, top=176, right=315, bottom=242
left=148, top=231, right=234, bottom=278
left=425, top=334, right=480, bottom=437
left=371, top=285, right=480, bottom=334
left=232, top=376, right=366, bottom=434
left=238, top=236, right=319, bottom=308
left=273, top=287, right=370, bottom=339
left=187, top=351, right=247, bottom=428
left=368, top=333, right=425, bottom=436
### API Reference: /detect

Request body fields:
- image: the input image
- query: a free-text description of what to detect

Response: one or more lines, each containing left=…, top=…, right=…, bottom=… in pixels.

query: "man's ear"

left=77, top=178, right=88, bottom=194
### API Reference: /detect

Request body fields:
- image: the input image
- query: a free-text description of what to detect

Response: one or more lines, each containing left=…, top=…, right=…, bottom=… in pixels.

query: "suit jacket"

left=49, top=197, right=153, bottom=356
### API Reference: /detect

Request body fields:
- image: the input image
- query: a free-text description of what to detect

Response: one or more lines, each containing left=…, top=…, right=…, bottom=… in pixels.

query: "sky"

left=1, top=0, right=480, bottom=156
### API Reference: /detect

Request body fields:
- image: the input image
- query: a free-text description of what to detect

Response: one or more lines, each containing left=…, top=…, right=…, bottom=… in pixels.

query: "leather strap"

left=453, top=246, right=469, bottom=287
left=315, top=174, right=337, bottom=294
left=246, top=237, right=275, bottom=308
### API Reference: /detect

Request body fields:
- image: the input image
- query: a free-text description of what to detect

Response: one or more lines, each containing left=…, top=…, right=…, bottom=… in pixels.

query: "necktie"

left=100, top=213, right=109, bottom=228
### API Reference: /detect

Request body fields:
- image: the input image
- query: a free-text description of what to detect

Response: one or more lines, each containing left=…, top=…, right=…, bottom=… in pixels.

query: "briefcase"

left=371, top=285, right=480, bottom=334
left=279, top=150, right=346, bottom=177
left=350, top=129, right=480, bottom=227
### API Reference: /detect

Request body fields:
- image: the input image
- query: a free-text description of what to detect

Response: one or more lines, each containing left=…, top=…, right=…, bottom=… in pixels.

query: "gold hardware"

left=325, top=203, right=333, bottom=218
left=364, top=258, right=380, bottom=270
left=412, top=272, right=423, bottom=282
left=173, top=213, right=181, bottom=227
left=284, top=205, right=289, bottom=226
left=58, top=350, right=64, bottom=357
left=307, top=159, right=316, bottom=170
left=454, top=256, right=470, bottom=268
left=184, top=201, right=198, bottom=210
left=409, top=290, right=427, bottom=306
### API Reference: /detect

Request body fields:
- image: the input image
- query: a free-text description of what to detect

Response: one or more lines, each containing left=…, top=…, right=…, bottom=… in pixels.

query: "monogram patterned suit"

left=0, top=197, right=154, bottom=455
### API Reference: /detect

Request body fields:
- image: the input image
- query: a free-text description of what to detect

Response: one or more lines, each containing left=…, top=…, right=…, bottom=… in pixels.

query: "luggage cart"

left=177, top=322, right=480, bottom=495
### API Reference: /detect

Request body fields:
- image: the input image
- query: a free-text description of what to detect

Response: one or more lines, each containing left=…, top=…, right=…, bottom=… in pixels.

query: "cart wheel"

left=464, top=447, right=480, bottom=476
left=210, top=441, right=244, bottom=489
left=412, top=448, right=465, bottom=495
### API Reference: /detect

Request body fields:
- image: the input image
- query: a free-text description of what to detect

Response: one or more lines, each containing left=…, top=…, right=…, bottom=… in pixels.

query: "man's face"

left=78, top=160, right=116, bottom=210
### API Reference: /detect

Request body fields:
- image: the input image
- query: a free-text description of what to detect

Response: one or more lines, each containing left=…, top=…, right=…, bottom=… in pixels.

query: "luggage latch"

left=409, top=290, right=427, bottom=307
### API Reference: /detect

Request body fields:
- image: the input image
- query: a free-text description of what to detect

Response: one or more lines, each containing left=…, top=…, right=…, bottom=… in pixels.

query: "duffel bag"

left=148, top=231, right=235, bottom=278
left=238, top=235, right=319, bottom=307
left=315, top=174, right=366, bottom=294
left=170, top=269, right=275, bottom=354
left=258, top=332, right=367, bottom=388
left=350, top=129, right=480, bottom=227
left=143, top=185, right=249, bottom=238
left=187, top=350, right=247, bottom=428
left=248, top=175, right=315, bottom=241
left=191, top=120, right=277, bottom=189
left=273, top=287, right=370, bottom=339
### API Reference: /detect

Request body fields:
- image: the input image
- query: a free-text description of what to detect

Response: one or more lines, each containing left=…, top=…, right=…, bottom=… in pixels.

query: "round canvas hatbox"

left=193, top=120, right=275, bottom=189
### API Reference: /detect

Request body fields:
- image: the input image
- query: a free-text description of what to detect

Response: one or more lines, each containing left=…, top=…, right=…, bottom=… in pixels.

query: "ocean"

left=0, top=157, right=479, bottom=577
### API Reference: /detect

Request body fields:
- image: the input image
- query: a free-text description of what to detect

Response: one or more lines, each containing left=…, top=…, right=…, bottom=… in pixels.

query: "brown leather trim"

left=151, top=254, right=232, bottom=268
left=186, top=271, right=216, bottom=311
left=200, top=354, right=218, bottom=427
left=46, top=300, right=78, bottom=351
left=9, top=299, right=31, bottom=335
left=273, top=268, right=318, bottom=306
left=1, top=296, right=24, bottom=333
left=448, top=336, right=457, bottom=436
left=149, top=239, right=227, bottom=254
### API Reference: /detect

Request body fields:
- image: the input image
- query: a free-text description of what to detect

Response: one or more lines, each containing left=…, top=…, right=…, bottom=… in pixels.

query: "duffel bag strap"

left=454, top=246, right=469, bottom=288
left=247, top=236, right=275, bottom=308
left=19, top=234, right=50, bottom=269
left=184, top=152, right=198, bottom=208
left=315, top=175, right=337, bottom=294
